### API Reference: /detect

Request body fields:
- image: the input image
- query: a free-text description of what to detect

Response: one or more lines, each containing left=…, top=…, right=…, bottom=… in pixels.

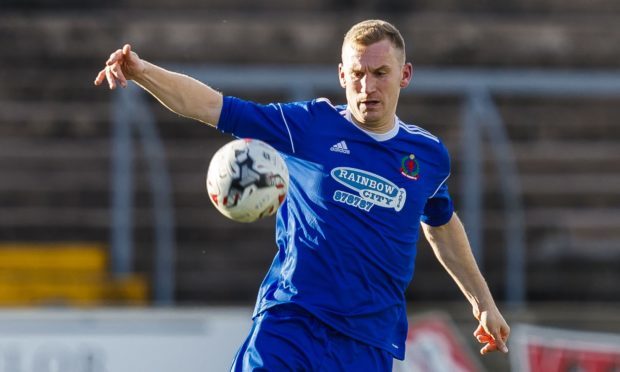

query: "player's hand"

left=473, top=308, right=510, bottom=355
left=94, top=44, right=145, bottom=89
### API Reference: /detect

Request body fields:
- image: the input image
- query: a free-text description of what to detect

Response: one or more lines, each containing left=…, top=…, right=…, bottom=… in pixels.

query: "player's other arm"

left=421, top=213, right=510, bottom=355
left=94, top=44, right=223, bottom=126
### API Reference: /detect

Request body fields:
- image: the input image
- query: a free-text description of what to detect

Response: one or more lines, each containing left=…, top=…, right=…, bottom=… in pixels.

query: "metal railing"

left=112, top=86, right=176, bottom=306
left=112, top=66, right=620, bottom=306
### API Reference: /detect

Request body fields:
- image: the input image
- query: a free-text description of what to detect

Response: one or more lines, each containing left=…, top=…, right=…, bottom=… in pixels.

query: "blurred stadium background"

left=1, top=0, right=619, bottom=371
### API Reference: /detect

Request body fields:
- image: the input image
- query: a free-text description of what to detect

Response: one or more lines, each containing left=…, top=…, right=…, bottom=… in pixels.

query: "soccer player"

left=95, top=19, right=510, bottom=371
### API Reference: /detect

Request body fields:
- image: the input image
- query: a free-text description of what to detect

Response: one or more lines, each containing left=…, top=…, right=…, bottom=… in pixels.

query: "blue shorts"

left=230, top=304, right=393, bottom=371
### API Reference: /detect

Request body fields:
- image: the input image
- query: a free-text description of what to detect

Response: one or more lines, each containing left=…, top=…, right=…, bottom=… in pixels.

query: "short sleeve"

left=420, top=141, right=454, bottom=227
left=420, top=181, right=454, bottom=226
left=217, top=96, right=312, bottom=155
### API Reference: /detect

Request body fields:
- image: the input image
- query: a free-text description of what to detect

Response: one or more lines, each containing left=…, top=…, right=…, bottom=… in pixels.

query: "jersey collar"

left=344, top=109, right=400, bottom=142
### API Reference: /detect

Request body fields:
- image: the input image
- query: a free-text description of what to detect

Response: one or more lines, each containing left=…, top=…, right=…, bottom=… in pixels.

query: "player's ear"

left=400, top=62, right=413, bottom=88
left=338, top=63, right=346, bottom=88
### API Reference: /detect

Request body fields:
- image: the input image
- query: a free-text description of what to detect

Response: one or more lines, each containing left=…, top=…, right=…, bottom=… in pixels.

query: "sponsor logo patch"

left=331, top=167, right=406, bottom=212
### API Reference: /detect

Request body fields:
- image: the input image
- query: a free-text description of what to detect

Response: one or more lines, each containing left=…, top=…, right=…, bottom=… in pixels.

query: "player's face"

left=339, top=39, right=412, bottom=133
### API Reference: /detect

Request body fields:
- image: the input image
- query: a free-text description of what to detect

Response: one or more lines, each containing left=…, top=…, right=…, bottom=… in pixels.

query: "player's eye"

left=351, top=71, right=364, bottom=79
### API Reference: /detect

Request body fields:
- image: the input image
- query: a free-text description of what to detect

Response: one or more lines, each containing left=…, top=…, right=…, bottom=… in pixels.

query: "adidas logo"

left=330, top=140, right=351, bottom=154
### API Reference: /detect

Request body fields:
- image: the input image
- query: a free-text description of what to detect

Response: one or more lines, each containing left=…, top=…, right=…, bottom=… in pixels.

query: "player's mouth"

left=360, top=99, right=381, bottom=110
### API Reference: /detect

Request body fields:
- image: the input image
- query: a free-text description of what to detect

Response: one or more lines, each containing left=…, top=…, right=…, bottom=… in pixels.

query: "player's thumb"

left=122, top=44, right=132, bottom=58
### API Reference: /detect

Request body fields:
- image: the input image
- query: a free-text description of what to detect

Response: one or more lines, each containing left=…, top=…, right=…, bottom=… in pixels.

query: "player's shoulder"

left=397, top=119, right=450, bottom=158
left=280, top=97, right=341, bottom=115
left=307, top=97, right=345, bottom=114
left=312, top=98, right=351, bottom=123
left=397, top=119, right=441, bottom=143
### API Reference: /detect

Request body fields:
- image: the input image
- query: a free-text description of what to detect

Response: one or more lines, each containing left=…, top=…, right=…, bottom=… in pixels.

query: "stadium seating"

left=0, top=3, right=619, bottom=305
left=0, top=243, right=147, bottom=306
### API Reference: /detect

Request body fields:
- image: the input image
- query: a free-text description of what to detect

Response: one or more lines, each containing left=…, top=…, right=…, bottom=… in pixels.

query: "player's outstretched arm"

left=94, top=44, right=223, bottom=126
left=421, top=213, right=510, bottom=355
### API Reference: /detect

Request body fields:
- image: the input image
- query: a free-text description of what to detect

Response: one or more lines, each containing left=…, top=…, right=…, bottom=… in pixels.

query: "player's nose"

left=360, top=75, right=377, bottom=93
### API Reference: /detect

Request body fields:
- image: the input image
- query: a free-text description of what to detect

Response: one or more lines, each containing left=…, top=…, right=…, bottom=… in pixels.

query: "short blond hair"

left=343, top=19, right=406, bottom=62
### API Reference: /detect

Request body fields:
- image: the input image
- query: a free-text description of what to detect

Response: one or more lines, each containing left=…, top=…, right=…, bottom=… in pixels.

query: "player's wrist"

left=129, top=60, right=151, bottom=84
left=471, top=297, right=497, bottom=320
left=132, top=59, right=148, bottom=80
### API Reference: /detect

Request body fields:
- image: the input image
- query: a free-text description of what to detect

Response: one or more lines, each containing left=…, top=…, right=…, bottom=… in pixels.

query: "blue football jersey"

left=217, top=96, right=454, bottom=359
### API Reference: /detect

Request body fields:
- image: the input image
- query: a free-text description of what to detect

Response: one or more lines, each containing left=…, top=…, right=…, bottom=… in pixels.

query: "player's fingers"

left=94, top=68, right=107, bottom=85
left=485, top=327, right=508, bottom=353
left=492, top=333, right=509, bottom=353
left=476, top=334, right=493, bottom=343
left=106, top=49, right=123, bottom=66
left=105, top=66, right=116, bottom=89
left=473, top=324, right=484, bottom=337
left=110, top=63, right=127, bottom=88
left=502, top=325, right=511, bottom=341
left=122, top=44, right=132, bottom=56
left=480, top=342, right=498, bottom=355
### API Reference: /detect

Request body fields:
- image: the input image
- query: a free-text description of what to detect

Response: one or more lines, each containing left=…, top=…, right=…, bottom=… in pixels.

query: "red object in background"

left=512, top=325, right=620, bottom=372
left=398, top=313, right=483, bottom=372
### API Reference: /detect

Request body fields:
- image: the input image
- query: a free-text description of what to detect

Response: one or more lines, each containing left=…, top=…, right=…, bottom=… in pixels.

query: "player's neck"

left=346, top=110, right=397, bottom=135
left=356, top=121, right=394, bottom=134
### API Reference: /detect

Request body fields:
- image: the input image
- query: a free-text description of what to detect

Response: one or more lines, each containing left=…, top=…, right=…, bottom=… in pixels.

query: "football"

left=206, top=138, right=289, bottom=223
